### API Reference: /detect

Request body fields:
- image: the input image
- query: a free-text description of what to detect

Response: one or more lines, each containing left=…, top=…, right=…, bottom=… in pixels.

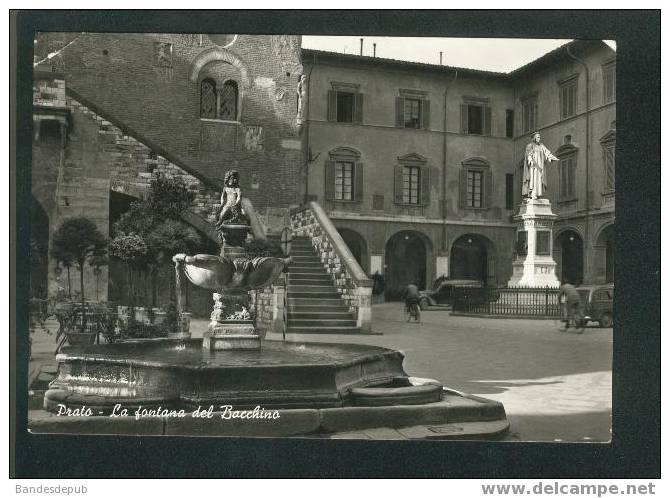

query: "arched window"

left=200, top=78, right=217, bottom=119
left=219, top=80, right=238, bottom=121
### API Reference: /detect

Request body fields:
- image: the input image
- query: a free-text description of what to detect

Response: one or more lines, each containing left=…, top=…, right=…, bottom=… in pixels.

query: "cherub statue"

left=216, top=170, right=244, bottom=228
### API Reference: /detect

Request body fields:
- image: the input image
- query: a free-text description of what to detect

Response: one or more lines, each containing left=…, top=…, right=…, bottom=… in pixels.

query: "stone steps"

left=288, top=303, right=352, bottom=312
left=288, top=291, right=342, bottom=299
left=288, top=284, right=338, bottom=293
left=287, top=311, right=355, bottom=320
left=284, top=236, right=359, bottom=334
left=289, top=277, right=334, bottom=285
left=287, top=318, right=358, bottom=328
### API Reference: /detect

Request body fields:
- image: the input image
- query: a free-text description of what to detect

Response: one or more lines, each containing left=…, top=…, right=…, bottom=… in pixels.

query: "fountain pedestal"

left=203, top=291, right=260, bottom=351
left=201, top=226, right=263, bottom=351
left=203, top=321, right=261, bottom=350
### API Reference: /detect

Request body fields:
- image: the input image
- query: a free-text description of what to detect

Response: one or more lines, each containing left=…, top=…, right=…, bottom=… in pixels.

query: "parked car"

left=418, top=278, right=484, bottom=310
left=575, top=283, right=614, bottom=328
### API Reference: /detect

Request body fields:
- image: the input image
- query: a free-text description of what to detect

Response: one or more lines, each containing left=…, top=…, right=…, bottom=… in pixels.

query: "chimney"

left=360, top=38, right=363, bottom=56
left=373, top=43, right=376, bottom=57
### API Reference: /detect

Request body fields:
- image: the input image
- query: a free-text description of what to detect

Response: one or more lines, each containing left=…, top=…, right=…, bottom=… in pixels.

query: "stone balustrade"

left=250, top=274, right=286, bottom=338
left=291, top=202, right=373, bottom=333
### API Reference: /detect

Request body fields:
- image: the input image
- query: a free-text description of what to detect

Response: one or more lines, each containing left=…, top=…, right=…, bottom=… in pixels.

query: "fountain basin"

left=45, top=339, right=429, bottom=413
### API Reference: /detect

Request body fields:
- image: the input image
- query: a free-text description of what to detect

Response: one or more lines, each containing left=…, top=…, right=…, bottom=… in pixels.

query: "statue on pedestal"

left=172, top=170, right=289, bottom=350
left=216, top=170, right=248, bottom=229
left=522, top=131, right=559, bottom=201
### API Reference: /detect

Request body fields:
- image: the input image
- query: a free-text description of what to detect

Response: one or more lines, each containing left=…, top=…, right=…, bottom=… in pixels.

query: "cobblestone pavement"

left=29, top=302, right=612, bottom=442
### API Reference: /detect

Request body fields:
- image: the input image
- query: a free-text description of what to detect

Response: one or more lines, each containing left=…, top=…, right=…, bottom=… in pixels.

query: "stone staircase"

left=286, top=236, right=360, bottom=334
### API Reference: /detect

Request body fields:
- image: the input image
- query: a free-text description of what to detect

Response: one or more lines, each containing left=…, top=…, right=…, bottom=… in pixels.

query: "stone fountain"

left=41, top=171, right=509, bottom=439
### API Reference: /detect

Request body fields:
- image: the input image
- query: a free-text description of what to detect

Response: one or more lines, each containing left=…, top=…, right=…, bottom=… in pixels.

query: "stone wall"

left=34, top=33, right=306, bottom=214
left=68, top=97, right=221, bottom=224
left=250, top=275, right=286, bottom=337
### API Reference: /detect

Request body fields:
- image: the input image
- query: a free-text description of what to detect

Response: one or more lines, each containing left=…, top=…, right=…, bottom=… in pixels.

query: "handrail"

left=307, top=201, right=372, bottom=287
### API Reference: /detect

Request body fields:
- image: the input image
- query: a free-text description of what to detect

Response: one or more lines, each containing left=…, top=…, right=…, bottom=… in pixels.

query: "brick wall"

left=34, top=33, right=306, bottom=214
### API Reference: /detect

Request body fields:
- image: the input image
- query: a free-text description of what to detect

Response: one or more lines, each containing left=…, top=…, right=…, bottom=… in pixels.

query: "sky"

left=302, top=37, right=615, bottom=73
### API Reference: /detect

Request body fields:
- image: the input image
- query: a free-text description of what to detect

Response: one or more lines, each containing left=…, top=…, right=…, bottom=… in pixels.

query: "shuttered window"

left=395, top=94, right=430, bottom=129
left=603, top=142, right=615, bottom=191
left=336, top=92, right=354, bottom=123
left=334, top=162, right=354, bottom=201
left=466, top=170, right=483, bottom=208
left=603, top=62, right=616, bottom=104
left=506, top=109, right=514, bottom=138
left=404, top=98, right=421, bottom=129
left=327, top=88, right=364, bottom=124
left=325, top=149, right=363, bottom=203
left=402, top=166, right=421, bottom=205
left=459, top=158, right=493, bottom=210
left=394, top=157, right=430, bottom=206
left=460, top=102, right=492, bottom=136
left=559, top=78, right=577, bottom=119
left=559, top=155, right=576, bottom=200
left=522, top=98, right=537, bottom=134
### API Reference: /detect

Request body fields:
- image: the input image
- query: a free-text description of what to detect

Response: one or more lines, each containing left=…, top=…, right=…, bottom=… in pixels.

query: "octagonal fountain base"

left=46, top=339, right=426, bottom=411
left=38, top=339, right=509, bottom=439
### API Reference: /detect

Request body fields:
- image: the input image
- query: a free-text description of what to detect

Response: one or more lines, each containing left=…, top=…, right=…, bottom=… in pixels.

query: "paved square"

left=29, top=302, right=612, bottom=442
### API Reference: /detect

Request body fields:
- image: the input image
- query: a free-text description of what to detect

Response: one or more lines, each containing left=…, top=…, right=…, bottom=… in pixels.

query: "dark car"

left=575, top=283, right=614, bottom=328
left=418, top=278, right=484, bottom=310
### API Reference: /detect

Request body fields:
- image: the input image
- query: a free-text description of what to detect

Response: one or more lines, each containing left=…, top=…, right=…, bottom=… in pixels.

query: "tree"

left=111, top=174, right=205, bottom=309
left=112, top=173, right=195, bottom=238
left=145, top=219, right=203, bottom=305
left=51, top=217, right=107, bottom=306
left=109, top=234, right=148, bottom=306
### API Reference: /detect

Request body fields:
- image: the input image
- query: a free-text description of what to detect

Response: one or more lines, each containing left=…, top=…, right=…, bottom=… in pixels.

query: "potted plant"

left=51, top=217, right=108, bottom=346
left=109, top=232, right=149, bottom=333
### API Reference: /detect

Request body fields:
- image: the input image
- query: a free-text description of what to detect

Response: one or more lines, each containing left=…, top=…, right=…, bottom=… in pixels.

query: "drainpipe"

left=566, top=45, right=591, bottom=282
left=442, top=70, right=459, bottom=252
left=303, top=54, right=316, bottom=205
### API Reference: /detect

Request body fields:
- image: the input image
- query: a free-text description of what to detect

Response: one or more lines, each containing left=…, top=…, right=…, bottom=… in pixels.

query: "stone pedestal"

left=507, top=198, right=560, bottom=288
left=202, top=320, right=261, bottom=350
left=203, top=291, right=259, bottom=350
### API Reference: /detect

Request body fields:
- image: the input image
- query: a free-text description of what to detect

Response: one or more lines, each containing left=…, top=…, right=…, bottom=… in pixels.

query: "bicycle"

left=404, top=301, right=421, bottom=323
left=558, top=303, right=586, bottom=334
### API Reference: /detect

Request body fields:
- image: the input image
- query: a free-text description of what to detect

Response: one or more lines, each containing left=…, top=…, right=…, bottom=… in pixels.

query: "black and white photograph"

left=11, top=9, right=660, bottom=480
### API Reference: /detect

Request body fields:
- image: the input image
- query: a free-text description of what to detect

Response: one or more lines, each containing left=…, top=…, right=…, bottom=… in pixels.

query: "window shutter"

left=459, top=169, right=468, bottom=207
left=421, top=99, right=431, bottom=129
left=395, top=97, right=404, bottom=127
left=460, top=104, right=469, bottom=134
left=485, top=170, right=493, bottom=208
left=420, top=166, right=431, bottom=205
left=327, top=90, right=337, bottom=122
left=324, top=160, right=336, bottom=200
left=354, top=93, right=364, bottom=124
left=354, top=162, right=364, bottom=202
left=483, top=106, right=492, bottom=136
left=394, top=165, right=404, bottom=204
